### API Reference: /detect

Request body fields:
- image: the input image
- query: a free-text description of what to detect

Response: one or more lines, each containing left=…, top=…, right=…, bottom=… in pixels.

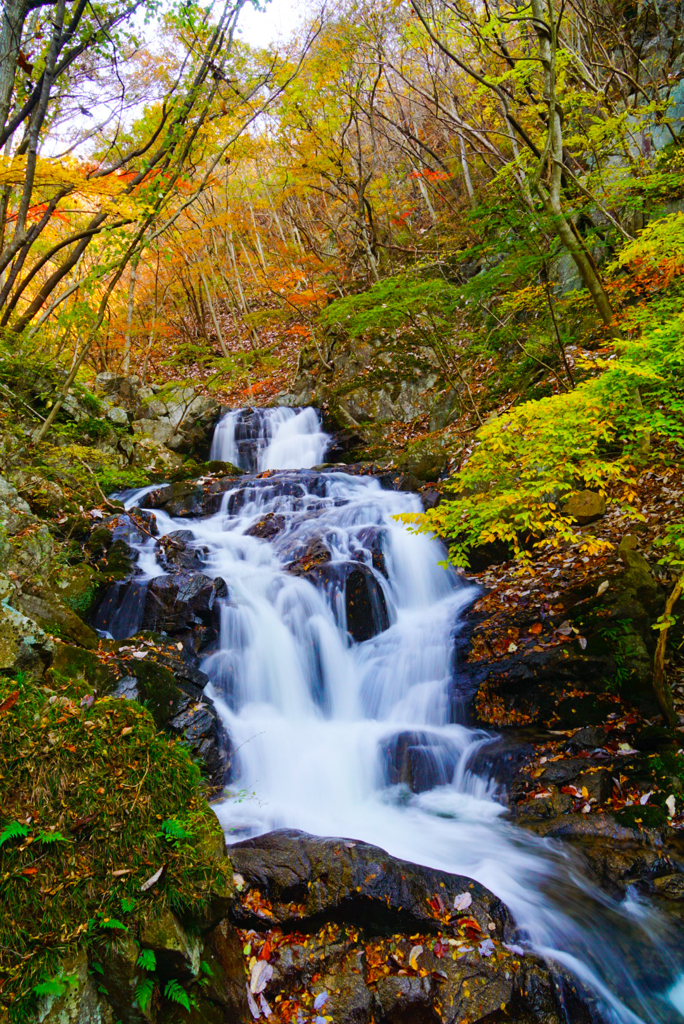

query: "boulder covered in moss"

left=0, top=577, right=54, bottom=674
left=0, top=671, right=236, bottom=1021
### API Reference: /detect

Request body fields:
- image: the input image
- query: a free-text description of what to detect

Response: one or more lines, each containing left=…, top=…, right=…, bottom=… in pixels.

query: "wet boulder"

left=224, top=831, right=572, bottom=1024
left=244, top=512, right=286, bottom=540
left=344, top=563, right=390, bottom=642
left=229, top=830, right=509, bottom=935
left=93, top=572, right=226, bottom=640
left=155, top=530, right=208, bottom=572
left=382, top=731, right=458, bottom=793
left=142, top=572, right=227, bottom=634
left=110, top=655, right=230, bottom=789
left=284, top=535, right=332, bottom=575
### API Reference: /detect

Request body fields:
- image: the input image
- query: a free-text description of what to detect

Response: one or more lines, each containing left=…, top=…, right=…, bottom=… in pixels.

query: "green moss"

left=97, top=466, right=150, bottom=495
left=0, top=671, right=232, bottom=1022
left=615, top=804, right=668, bottom=830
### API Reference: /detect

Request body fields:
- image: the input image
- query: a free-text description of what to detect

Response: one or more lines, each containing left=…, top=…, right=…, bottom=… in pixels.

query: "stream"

left=119, top=406, right=684, bottom=1023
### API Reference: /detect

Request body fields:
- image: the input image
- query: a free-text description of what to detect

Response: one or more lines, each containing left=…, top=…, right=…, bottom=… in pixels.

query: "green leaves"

left=37, top=829, right=68, bottom=845
left=164, top=978, right=191, bottom=1012
left=135, top=978, right=155, bottom=1013
left=137, top=949, right=157, bottom=972
left=157, top=817, right=192, bottom=848
left=0, top=821, right=28, bottom=847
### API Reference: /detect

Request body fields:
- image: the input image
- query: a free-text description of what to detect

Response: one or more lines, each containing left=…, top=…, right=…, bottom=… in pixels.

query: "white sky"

left=237, top=0, right=305, bottom=46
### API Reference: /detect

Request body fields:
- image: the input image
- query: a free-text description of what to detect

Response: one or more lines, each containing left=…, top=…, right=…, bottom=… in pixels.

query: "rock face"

left=224, top=830, right=574, bottom=1024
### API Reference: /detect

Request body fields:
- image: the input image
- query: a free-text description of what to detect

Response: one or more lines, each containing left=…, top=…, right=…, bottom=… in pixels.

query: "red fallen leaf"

left=22, top=867, right=38, bottom=876
left=0, top=690, right=19, bottom=714
left=460, top=916, right=482, bottom=941
left=530, top=623, right=543, bottom=635
left=65, top=745, right=76, bottom=753
left=433, top=939, right=449, bottom=958
left=561, top=785, right=579, bottom=796
left=259, top=940, right=271, bottom=961
left=423, top=897, right=446, bottom=913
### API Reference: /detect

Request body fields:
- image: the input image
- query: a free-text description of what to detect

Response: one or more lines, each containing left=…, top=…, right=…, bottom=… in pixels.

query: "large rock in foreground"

left=223, top=830, right=580, bottom=1024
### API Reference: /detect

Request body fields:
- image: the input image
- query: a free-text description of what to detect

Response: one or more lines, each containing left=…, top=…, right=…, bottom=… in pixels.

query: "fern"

left=135, top=978, right=155, bottom=1013
left=98, top=916, right=127, bottom=931
left=200, top=960, right=214, bottom=977
left=121, top=896, right=137, bottom=914
left=33, top=973, right=78, bottom=997
left=0, top=821, right=28, bottom=847
left=157, top=817, right=191, bottom=847
left=164, top=978, right=190, bottom=1012
left=137, top=949, right=156, bottom=972
left=37, top=829, right=67, bottom=845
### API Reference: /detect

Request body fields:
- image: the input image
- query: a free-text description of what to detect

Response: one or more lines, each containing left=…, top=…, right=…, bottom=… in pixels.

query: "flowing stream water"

left=120, top=407, right=684, bottom=1023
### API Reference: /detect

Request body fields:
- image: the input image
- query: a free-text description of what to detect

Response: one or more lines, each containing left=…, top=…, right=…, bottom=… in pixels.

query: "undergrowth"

left=0, top=670, right=231, bottom=1022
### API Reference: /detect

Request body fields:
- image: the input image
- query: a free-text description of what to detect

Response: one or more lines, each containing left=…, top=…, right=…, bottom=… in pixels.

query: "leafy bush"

left=401, top=214, right=684, bottom=567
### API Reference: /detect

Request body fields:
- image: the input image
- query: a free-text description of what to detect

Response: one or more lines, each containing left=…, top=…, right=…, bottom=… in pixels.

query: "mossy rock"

left=396, top=430, right=464, bottom=483
left=126, top=660, right=184, bottom=728
left=51, top=562, right=105, bottom=618
left=17, top=588, right=99, bottom=650
left=49, top=640, right=119, bottom=691
left=0, top=593, right=54, bottom=675
left=0, top=671, right=234, bottom=1018
left=616, top=804, right=669, bottom=830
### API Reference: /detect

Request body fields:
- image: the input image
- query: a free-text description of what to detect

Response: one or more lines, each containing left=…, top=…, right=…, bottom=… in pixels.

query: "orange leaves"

left=0, top=691, right=19, bottom=715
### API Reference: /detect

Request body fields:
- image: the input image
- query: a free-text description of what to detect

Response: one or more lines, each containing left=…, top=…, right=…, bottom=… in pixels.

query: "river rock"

left=562, top=489, right=606, bottom=524
left=382, top=730, right=458, bottom=792
left=244, top=512, right=286, bottom=540
left=142, top=572, right=227, bottom=634
left=229, top=830, right=510, bottom=934
left=95, top=571, right=227, bottom=639
left=224, top=831, right=574, bottom=1024
left=155, top=530, right=208, bottom=572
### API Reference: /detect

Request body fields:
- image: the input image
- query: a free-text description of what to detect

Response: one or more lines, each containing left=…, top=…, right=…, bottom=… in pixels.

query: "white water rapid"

left=121, top=407, right=684, bottom=1023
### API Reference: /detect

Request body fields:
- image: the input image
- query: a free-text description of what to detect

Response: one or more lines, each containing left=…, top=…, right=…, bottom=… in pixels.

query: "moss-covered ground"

left=0, top=669, right=231, bottom=1022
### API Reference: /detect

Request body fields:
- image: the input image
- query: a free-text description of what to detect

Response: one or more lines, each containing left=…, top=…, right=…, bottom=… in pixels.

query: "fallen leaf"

left=479, top=938, right=495, bottom=958
left=120, top=727, right=133, bottom=737
left=578, top=636, right=587, bottom=650
left=112, top=869, right=132, bottom=877
left=529, top=623, right=542, bottom=635
left=454, top=891, right=472, bottom=912
left=130, top=651, right=147, bottom=660
left=507, top=642, right=518, bottom=652
left=22, top=867, right=38, bottom=876
left=639, top=791, right=653, bottom=805
left=250, top=960, right=273, bottom=994
left=314, top=992, right=329, bottom=1010
left=140, top=865, right=165, bottom=892
left=597, top=581, right=610, bottom=597
left=408, top=944, right=423, bottom=970
left=246, top=984, right=261, bottom=1020
left=0, top=690, right=19, bottom=714
left=259, top=995, right=272, bottom=1018
left=666, top=795, right=676, bottom=817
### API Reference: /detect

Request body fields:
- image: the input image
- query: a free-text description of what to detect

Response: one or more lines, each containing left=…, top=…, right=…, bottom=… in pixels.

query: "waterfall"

left=121, top=406, right=684, bottom=1024
left=210, top=405, right=330, bottom=472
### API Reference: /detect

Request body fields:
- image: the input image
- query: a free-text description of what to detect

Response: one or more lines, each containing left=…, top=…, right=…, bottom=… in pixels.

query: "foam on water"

left=125, top=406, right=684, bottom=1023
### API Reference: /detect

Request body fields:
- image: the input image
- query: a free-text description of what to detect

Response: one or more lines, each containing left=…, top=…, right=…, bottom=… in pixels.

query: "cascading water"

left=120, top=407, right=684, bottom=1024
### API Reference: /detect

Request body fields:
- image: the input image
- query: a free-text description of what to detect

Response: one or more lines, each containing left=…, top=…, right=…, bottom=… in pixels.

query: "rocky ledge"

left=44, top=830, right=590, bottom=1024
